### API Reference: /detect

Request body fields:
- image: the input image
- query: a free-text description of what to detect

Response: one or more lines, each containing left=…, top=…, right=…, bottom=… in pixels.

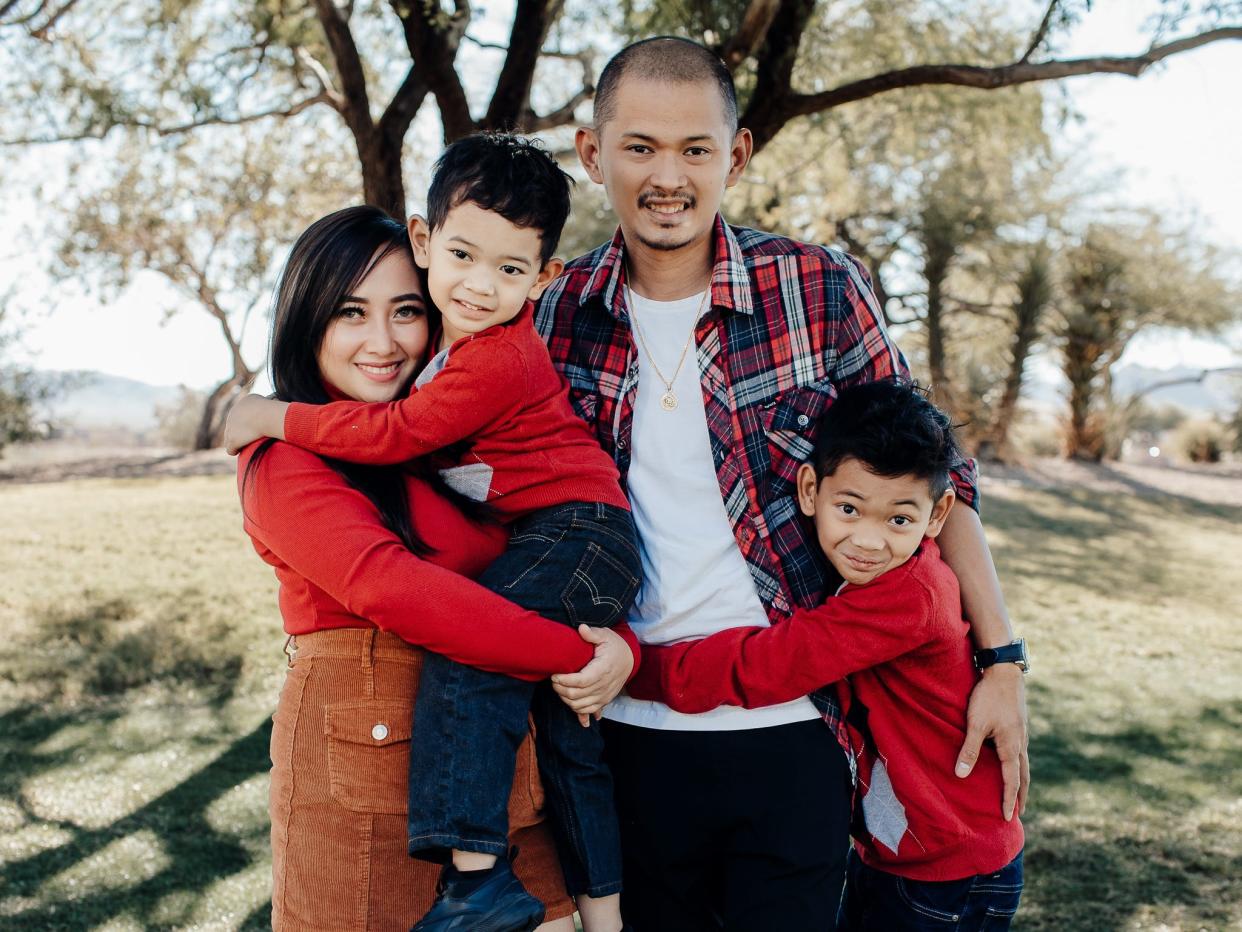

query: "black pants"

left=407, top=501, right=641, bottom=897
left=603, top=718, right=852, bottom=931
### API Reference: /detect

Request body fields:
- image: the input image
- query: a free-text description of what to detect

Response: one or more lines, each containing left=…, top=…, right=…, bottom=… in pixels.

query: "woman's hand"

left=224, top=394, right=290, bottom=455
left=551, top=625, right=634, bottom=726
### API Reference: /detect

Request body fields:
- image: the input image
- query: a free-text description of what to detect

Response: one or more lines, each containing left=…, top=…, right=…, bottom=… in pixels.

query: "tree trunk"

left=1061, top=328, right=1105, bottom=461
left=193, top=368, right=256, bottom=450
left=981, top=250, right=1051, bottom=461
left=923, top=243, right=955, bottom=413
left=360, top=136, right=408, bottom=219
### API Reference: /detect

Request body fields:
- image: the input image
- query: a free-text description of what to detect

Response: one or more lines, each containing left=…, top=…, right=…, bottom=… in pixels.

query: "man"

left=539, top=36, right=1029, bottom=930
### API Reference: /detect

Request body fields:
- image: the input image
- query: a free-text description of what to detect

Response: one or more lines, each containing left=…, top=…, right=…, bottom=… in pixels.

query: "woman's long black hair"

left=244, top=205, right=436, bottom=555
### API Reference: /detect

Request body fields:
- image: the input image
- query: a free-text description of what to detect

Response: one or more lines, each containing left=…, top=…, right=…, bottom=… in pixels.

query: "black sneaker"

left=410, top=850, right=546, bottom=932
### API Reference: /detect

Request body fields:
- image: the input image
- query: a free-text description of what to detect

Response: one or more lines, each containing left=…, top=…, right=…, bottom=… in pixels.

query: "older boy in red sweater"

left=627, top=379, right=1026, bottom=930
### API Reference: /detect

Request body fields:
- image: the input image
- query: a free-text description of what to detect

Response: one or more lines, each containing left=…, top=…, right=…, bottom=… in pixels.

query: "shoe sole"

left=420, top=903, right=545, bottom=932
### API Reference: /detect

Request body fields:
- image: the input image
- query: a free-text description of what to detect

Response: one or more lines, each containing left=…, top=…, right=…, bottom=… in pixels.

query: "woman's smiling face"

left=316, top=248, right=430, bottom=402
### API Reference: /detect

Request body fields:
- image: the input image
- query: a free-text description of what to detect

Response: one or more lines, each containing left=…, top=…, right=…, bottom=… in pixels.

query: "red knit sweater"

left=238, top=440, right=639, bottom=681
left=282, top=303, right=628, bottom=520
left=627, top=539, right=1022, bottom=881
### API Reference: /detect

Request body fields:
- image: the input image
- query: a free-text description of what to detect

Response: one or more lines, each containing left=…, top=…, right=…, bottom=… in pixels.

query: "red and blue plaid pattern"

left=536, top=216, right=979, bottom=731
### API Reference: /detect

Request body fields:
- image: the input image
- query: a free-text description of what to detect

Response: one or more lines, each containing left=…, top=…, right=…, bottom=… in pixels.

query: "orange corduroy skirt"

left=269, top=627, right=573, bottom=931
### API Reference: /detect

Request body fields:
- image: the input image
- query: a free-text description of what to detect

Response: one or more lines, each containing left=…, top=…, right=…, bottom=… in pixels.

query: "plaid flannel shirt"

left=535, top=216, right=979, bottom=733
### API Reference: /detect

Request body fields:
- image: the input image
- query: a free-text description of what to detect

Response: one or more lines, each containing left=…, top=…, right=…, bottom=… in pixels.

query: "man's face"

left=576, top=77, right=751, bottom=255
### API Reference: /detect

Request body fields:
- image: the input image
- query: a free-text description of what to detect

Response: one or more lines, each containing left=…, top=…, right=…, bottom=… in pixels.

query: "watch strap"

left=974, top=639, right=1028, bottom=673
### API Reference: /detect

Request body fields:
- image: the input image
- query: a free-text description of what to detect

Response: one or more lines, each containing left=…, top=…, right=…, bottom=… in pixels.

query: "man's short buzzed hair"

left=593, top=37, right=738, bottom=132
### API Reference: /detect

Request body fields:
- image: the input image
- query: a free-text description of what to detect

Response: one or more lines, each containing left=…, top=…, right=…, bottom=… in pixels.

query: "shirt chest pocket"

left=761, top=382, right=837, bottom=493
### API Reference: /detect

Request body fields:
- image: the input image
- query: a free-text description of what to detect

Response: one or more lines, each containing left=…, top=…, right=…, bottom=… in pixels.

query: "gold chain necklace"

left=626, top=284, right=710, bottom=411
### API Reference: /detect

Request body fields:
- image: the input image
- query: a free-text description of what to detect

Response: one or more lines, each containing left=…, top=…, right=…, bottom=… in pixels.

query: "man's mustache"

left=638, top=191, right=696, bottom=209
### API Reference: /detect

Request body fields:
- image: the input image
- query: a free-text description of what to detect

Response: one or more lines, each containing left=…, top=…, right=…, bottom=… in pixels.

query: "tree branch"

left=392, top=0, right=474, bottom=141
left=295, top=46, right=344, bottom=109
left=717, top=0, right=782, bottom=71
left=483, top=0, right=562, bottom=130
left=740, top=0, right=815, bottom=132
left=745, top=25, right=1242, bottom=152
left=310, top=0, right=374, bottom=141
left=789, top=27, right=1242, bottom=119
left=1, top=92, right=332, bottom=145
left=527, top=83, right=593, bottom=131
left=1018, top=0, right=1063, bottom=65
left=377, top=66, right=430, bottom=150
left=1122, top=366, right=1242, bottom=411
left=2, top=0, right=81, bottom=37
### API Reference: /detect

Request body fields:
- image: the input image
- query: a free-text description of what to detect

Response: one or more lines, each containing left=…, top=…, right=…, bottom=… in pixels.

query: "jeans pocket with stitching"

left=560, top=540, right=642, bottom=628
left=895, top=874, right=976, bottom=924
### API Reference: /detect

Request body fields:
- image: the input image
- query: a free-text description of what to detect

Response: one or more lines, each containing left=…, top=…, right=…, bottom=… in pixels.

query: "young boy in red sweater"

left=626, top=379, right=1026, bottom=931
left=225, top=134, right=635, bottom=932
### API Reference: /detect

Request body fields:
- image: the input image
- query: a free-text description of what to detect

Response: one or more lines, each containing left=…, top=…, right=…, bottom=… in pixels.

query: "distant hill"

left=45, top=371, right=186, bottom=430
left=1111, top=364, right=1239, bottom=414
left=1014, top=360, right=1238, bottom=416
left=35, top=362, right=1237, bottom=437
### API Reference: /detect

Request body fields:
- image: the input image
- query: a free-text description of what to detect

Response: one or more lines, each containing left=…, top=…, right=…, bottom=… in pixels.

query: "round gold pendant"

left=660, top=391, right=678, bottom=411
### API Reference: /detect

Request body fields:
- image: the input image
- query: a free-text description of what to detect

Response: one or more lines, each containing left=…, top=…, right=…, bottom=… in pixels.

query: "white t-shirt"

left=604, top=289, right=820, bottom=731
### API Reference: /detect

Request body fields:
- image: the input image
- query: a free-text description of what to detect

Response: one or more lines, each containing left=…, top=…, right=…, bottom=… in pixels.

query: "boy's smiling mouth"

left=453, top=298, right=494, bottom=317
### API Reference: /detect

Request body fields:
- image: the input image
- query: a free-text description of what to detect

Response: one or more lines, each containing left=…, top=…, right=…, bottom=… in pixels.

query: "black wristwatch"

left=973, top=638, right=1029, bottom=674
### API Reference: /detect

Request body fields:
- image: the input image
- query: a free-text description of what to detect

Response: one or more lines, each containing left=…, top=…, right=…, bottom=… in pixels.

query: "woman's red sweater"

left=238, top=439, right=639, bottom=681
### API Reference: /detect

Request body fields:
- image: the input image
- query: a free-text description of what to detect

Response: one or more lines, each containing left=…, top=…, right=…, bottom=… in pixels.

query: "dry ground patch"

left=0, top=465, right=1240, bottom=930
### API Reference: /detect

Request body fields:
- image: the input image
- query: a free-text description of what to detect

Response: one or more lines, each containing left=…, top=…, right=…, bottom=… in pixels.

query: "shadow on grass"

left=1086, top=462, right=1242, bottom=523
left=983, top=484, right=1242, bottom=602
left=0, top=712, right=272, bottom=930
left=1021, top=824, right=1241, bottom=931
left=1021, top=689, right=1242, bottom=930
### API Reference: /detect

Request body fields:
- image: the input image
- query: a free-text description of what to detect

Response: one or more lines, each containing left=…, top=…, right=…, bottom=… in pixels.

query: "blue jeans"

left=838, top=849, right=1023, bottom=931
left=406, top=502, right=640, bottom=898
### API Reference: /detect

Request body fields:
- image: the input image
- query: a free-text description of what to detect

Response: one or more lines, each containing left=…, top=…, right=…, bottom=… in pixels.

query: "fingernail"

left=955, top=761, right=971, bottom=776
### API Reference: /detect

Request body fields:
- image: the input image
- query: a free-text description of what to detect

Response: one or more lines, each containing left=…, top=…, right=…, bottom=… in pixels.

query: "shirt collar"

left=580, top=215, right=755, bottom=319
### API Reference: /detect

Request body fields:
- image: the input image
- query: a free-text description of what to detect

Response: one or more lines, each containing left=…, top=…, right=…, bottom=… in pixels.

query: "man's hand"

left=955, top=663, right=1029, bottom=821
left=551, top=626, right=634, bottom=727
left=224, top=394, right=290, bottom=455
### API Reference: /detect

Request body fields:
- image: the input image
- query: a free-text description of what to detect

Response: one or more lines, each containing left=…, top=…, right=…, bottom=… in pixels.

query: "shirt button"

left=797, top=414, right=810, bottom=427
left=371, top=723, right=389, bottom=741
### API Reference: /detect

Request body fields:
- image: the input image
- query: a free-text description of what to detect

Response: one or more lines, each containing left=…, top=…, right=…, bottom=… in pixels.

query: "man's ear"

left=408, top=215, right=432, bottom=269
left=924, top=488, right=956, bottom=539
left=528, top=257, right=565, bottom=301
left=725, top=127, right=753, bottom=188
left=796, top=463, right=819, bottom=518
left=575, top=126, right=605, bottom=185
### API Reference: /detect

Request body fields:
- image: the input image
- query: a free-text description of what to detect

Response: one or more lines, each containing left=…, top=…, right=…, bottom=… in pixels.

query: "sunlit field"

left=1, top=467, right=1239, bottom=930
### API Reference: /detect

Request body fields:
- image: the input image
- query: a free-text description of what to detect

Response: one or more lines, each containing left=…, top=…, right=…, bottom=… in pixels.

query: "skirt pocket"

left=324, top=698, right=413, bottom=815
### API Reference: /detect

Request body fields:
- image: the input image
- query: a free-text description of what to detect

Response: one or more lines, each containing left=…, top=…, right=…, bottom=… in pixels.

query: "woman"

left=237, top=206, right=637, bottom=931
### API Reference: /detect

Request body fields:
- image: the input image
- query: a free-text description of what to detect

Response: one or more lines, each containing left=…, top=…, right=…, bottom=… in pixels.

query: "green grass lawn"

left=1, top=470, right=1239, bottom=930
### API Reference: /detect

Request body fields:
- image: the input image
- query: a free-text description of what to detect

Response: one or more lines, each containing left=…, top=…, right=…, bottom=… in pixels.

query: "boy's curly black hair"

left=425, top=132, right=573, bottom=266
left=811, top=379, right=962, bottom=500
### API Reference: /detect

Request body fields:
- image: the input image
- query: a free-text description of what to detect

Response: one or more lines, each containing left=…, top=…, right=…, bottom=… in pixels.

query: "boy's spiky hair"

left=425, top=132, right=573, bottom=266
left=811, top=379, right=962, bottom=500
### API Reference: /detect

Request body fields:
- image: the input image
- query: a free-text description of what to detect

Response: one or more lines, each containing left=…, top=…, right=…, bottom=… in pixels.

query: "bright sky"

left=4, top=1, right=1240, bottom=389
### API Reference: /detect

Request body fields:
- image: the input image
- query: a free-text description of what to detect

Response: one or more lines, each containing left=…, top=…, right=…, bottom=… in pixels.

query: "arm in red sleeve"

left=241, top=441, right=592, bottom=680
left=282, top=339, right=527, bottom=465
left=626, top=567, right=937, bottom=713
left=614, top=624, right=642, bottom=682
